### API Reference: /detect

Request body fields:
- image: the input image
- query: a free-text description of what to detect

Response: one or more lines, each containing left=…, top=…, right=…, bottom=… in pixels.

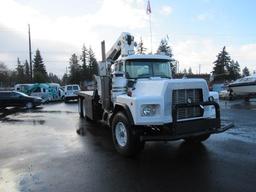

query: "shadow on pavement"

left=231, top=100, right=256, bottom=110
left=0, top=107, right=43, bottom=119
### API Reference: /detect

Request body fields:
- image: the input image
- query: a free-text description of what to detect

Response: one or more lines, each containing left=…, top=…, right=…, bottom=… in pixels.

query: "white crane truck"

left=77, top=32, right=233, bottom=156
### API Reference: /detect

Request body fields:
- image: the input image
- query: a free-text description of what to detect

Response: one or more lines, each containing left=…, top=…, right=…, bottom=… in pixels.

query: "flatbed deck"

left=78, top=91, right=94, bottom=97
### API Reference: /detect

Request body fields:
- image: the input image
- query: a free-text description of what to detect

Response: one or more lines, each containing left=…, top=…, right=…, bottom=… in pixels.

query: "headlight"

left=141, top=104, right=160, bottom=116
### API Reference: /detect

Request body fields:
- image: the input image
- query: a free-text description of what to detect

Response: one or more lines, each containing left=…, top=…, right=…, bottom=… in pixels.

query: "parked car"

left=0, top=91, right=42, bottom=109
left=64, top=84, right=80, bottom=101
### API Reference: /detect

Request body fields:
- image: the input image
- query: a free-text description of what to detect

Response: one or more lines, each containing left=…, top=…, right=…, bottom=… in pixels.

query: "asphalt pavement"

left=0, top=100, right=256, bottom=192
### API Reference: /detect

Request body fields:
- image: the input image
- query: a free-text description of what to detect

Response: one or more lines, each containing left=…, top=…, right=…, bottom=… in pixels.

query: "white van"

left=64, top=84, right=80, bottom=101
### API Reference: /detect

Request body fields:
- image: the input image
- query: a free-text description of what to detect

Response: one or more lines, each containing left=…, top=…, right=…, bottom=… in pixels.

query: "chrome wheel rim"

left=115, top=122, right=128, bottom=147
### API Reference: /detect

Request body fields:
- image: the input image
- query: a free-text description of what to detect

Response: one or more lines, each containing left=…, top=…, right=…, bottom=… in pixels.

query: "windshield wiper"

left=137, top=74, right=151, bottom=78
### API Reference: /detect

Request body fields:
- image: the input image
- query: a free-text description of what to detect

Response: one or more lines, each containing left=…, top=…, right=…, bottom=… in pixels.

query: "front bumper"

left=34, top=101, right=42, bottom=106
left=140, top=101, right=234, bottom=141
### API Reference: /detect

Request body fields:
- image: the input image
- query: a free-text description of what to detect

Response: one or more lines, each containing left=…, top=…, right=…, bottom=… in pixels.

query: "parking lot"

left=0, top=100, right=256, bottom=192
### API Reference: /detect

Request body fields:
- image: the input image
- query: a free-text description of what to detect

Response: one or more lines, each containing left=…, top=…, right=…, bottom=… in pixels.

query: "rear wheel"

left=26, top=102, right=33, bottom=109
left=184, top=134, right=210, bottom=143
left=112, top=112, right=144, bottom=157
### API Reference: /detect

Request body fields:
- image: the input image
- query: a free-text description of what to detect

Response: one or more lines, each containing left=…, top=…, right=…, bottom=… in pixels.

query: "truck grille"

left=172, top=89, right=203, bottom=120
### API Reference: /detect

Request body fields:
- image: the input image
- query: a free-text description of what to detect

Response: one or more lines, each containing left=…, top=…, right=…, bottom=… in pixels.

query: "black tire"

left=85, top=116, right=96, bottom=123
left=26, top=102, right=33, bottom=109
left=112, top=112, right=144, bottom=157
left=184, top=134, right=210, bottom=143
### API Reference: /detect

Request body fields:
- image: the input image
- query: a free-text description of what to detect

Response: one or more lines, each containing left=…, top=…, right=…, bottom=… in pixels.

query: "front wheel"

left=184, top=134, right=210, bottom=143
left=112, top=112, right=144, bottom=157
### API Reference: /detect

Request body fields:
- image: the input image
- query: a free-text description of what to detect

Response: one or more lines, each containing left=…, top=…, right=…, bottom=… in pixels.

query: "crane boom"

left=106, top=32, right=135, bottom=61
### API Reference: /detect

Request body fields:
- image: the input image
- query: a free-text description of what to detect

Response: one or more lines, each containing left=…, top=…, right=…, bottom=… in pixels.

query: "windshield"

left=125, top=59, right=171, bottom=79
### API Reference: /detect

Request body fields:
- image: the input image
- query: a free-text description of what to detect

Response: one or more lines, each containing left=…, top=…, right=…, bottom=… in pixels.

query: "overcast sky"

left=0, top=0, right=255, bottom=77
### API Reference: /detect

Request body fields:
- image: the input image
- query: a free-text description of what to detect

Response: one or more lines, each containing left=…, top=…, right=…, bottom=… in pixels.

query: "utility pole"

left=28, top=24, right=32, bottom=82
left=101, top=40, right=106, bottom=61
left=146, top=0, right=152, bottom=53
left=176, top=60, right=179, bottom=74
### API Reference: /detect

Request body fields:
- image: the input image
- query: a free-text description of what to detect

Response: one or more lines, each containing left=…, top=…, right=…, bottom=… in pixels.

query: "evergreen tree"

left=62, top=73, right=69, bottom=85
left=242, top=67, right=250, bottom=77
left=0, top=62, right=17, bottom=87
left=170, top=60, right=178, bottom=77
left=137, top=37, right=147, bottom=54
left=48, top=73, right=61, bottom=84
left=87, top=47, right=98, bottom=80
left=24, top=60, right=30, bottom=83
left=80, top=44, right=89, bottom=81
left=157, top=37, right=176, bottom=76
left=157, top=38, right=173, bottom=57
left=212, top=46, right=231, bottom=81
left=0, top=61, right=6, bottom=72
left=33, top=49, right=48, bottom=83
left=227, top=60, right=240, bottom=80
left=188, top=67, right=193, bottom=74
left=0, top=62, right=9, bottom=87
left=69, top=53, right=81, bottom=84
left=16, top=57, right=26, bottom=83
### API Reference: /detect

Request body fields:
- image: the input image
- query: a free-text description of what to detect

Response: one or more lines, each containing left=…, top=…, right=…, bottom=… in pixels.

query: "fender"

left=112, top=102, right=135, bottom=125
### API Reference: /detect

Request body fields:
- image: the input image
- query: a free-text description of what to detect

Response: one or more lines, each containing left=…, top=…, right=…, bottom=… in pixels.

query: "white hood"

left=133, top=78, right=209, bottom=99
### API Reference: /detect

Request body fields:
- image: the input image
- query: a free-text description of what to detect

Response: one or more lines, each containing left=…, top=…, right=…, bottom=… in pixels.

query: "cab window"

left=33, top=87, right=41, bottom=93
left=73, top=86, right=79, bottom=90
left=111, top=62, right=124, bottom=73
left=67, top=86, right=72, bottom=91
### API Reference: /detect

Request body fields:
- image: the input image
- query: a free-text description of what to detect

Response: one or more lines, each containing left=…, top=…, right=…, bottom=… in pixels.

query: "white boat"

left=228, top=75, right=256, bottom=96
